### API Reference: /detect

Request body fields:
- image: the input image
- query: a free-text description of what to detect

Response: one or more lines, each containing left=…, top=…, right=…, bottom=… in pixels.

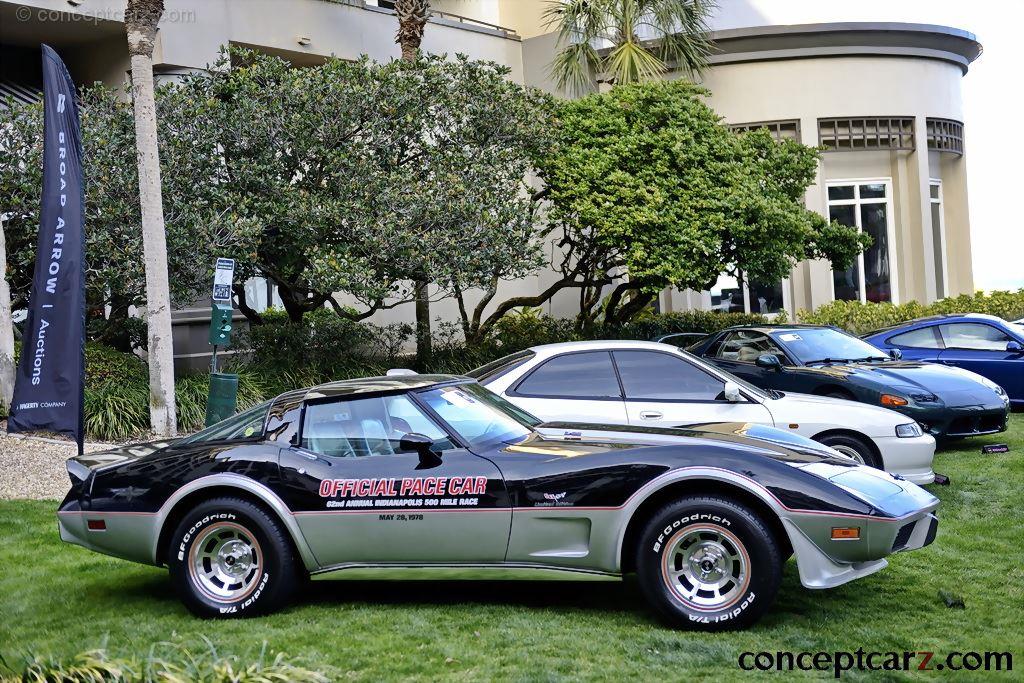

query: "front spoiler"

left=784, top=508, right=939, bottom=589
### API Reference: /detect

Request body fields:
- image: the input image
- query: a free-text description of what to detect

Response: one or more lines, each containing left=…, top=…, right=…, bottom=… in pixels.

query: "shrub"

left=235, top=308, right=411, bottom=392
left=796, top=289, right=1024, bottom=335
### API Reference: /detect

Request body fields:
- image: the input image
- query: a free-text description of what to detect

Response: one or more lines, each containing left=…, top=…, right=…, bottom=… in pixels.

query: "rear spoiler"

left=66, top=440, right=175, bottom=484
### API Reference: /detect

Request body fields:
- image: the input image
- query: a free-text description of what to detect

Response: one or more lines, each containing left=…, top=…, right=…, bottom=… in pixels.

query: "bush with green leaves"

left=796, top=289, right=1024, bottom=335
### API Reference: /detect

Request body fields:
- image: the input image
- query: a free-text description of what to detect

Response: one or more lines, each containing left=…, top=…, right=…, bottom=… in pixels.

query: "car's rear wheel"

left=635, top=497, right=782, bottom=631
left=816, top=433, right=882, bottom=469
left=167, top=497, right=299, bottom=618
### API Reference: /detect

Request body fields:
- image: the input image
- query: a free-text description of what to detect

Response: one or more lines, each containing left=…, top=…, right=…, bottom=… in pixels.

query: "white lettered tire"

left=636, top=497, right=782, bottom=631
left=167, top=497, right=299, bottom=618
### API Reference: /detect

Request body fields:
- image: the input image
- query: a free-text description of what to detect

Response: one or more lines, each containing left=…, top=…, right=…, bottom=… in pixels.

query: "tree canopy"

left=531, top=80, right=869, bottom=323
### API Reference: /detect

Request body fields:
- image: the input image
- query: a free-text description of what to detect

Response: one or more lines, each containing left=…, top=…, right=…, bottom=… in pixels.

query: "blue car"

left=863, top=314, right=1024, bottom=408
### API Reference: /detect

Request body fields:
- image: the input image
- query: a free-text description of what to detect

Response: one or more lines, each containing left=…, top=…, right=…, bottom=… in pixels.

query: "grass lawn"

left=2, top=416, right=1022, bottom=681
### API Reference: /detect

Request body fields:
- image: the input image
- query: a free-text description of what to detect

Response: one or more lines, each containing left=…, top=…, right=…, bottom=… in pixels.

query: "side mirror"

left=723, top=381, right=742, bottom=403
left=399, top=432, right=442, bottom=468
left=1007, top=341, right=1023, bottom=353
left=889, top=348, right=903, bottom=360
left=755, top=354, right=783, bottom=371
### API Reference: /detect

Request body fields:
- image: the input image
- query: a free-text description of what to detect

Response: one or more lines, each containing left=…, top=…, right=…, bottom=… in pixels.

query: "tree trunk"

left=414, top=279, right=431, bottom=367
left=0, top=216, right=16, bottom=413
left=128, top=42, right=177, bottom=437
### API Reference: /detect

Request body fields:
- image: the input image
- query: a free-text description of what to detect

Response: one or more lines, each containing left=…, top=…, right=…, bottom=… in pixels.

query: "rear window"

left=467, top=350, right=536, bottom=383
left=888, top=327, right=943, bottom=349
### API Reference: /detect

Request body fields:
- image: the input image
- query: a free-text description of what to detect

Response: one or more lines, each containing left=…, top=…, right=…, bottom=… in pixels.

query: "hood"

left=534, top=421, right=852, bottom=466
left=799, top=461, right=938, bottom=516
left=803, top=360, right=1001, bottom=405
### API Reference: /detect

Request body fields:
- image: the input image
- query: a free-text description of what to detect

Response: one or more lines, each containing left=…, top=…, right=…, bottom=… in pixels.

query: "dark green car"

left=678, top=325, right=1010, bottom=440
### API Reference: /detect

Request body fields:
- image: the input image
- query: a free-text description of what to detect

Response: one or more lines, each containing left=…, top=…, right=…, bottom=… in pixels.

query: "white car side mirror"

left=723, top=381, right=742, bottom=403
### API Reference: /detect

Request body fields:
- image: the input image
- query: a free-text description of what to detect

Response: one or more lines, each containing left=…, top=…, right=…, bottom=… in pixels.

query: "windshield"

left=773, top=329, right=887, bottom=364
left=674, top=349, right=771, bottom=400
left=177, top=401, right=271, bottom=445
left=419, top=383, right=537, bottom=449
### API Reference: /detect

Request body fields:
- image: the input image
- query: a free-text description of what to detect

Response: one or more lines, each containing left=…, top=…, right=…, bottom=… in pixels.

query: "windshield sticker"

left=779, top=333, right=802, bottom=342
left=441, top=389, right=476, bottom=409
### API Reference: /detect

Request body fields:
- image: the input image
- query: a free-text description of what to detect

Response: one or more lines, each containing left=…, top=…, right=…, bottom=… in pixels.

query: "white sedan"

left=470, top=340, right=936, bottom=485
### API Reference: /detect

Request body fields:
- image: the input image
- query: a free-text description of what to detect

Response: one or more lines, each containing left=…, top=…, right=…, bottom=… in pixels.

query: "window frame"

left=610, top=349, right=740, bottom=404
left=929, top=179, right=948, bottom=300
left=825, top=178, right=900, bottom=305
left=294, top=389, right=468, bottom=458
left=886, top=325, right=945, bottom=350
left=509, top=350, right=625, bottom=401
left=704, top=274, right=791, bottom=319
left=712, top=330, right=797, bottom=367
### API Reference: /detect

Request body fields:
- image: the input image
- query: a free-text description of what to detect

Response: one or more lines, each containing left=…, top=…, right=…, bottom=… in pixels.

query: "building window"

left=826, top=180, right=898, bottom=304
left=729, top=120, right=800, bottom=142
left=930, top=180, right=947, bottom=299
left=818, top=117, right=915, bottom=151
left=708, top=274, right=787, bottom=316
left=926, top=118, right=964, bottom=155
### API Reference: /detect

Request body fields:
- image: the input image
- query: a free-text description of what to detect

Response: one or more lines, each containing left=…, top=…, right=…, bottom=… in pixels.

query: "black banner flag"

left=7, top=45, right=86, bottom=454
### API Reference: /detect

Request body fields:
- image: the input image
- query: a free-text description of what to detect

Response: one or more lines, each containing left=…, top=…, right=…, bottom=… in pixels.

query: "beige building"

left=0, top=0, right=981, bottom=362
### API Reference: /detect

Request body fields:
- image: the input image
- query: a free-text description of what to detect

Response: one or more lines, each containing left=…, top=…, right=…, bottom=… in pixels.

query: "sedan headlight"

left=895, top=422, right=923, bottom=438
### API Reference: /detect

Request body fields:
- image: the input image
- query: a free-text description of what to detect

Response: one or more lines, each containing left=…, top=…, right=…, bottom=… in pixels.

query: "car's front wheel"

left=815, top=433, right=882, bottom=469
left=167, top=497, right=300, bottom=618
left=636, top=496, right=782, bottom=631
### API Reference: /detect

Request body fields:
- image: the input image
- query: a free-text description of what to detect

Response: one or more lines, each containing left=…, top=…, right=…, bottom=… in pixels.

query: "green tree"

left=522, top=80, right=869, bottom=324
left=182, top=49, right=552, bottom=341
left=0, top=87, right=260, bottom=350
left=545, top=0, right=715, bottom=93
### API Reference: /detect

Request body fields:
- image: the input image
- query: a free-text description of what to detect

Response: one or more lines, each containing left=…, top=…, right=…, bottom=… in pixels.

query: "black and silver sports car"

left=59, top=375, right=939, bottom=630
left=680, top=324, right=1010, bottom=439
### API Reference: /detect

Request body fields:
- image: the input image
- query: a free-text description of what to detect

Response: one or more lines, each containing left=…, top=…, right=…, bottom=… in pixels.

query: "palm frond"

left=605, top=39, right=666, bottom=84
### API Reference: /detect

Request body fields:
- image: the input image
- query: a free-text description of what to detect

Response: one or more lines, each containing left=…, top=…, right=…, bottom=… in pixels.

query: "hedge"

left=796, top=289, right=1024, bottom=336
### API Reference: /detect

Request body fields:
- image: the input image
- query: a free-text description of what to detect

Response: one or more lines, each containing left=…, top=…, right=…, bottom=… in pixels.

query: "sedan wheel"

left=816, top=434, right=882, bottom=469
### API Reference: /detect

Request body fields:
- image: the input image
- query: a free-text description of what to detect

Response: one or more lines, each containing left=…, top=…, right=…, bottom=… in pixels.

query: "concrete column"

left=800, top=115, right=832, bottom=311
left=939, top=153, right=975, bottom=295
left=912, top=115, right=938, bottom=303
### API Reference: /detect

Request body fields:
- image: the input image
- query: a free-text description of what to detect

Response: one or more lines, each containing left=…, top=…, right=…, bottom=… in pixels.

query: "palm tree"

left=544, top=0, right=715, bottom=93
left=125, top=0, right=177, bottom=436
left=394, top=0, right=433, bottom=364
left=395, top=0, right=431, bottom=62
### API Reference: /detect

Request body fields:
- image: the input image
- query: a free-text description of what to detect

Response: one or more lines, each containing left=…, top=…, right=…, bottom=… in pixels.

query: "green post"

left=206, top=302, right=237, bottom=426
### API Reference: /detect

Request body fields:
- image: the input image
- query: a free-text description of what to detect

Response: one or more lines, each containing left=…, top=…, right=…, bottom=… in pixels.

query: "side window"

left=888, top=327, right=943, bottom=349
left=514, top=351, right=621, bottom=398
left=612, top=351, right=726, bottom=401
left=939, top=323, right=1010, bottom=351
left=715, top=331, right=787, bottom=364
left=300, top=394, right=451, bottom=458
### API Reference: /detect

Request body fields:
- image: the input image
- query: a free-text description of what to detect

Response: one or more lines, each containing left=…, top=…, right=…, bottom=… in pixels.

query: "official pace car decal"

left=318, top=476, right=489, bottom=510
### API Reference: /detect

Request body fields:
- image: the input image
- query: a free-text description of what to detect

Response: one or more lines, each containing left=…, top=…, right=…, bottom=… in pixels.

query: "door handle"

left=639, top=410, right=663, bottom=420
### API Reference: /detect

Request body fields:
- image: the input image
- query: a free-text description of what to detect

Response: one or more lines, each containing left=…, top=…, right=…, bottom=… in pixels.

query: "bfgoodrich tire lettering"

left=636, top=496, right=782, bottom=631
left=167, top=497, right=299, bottom=618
